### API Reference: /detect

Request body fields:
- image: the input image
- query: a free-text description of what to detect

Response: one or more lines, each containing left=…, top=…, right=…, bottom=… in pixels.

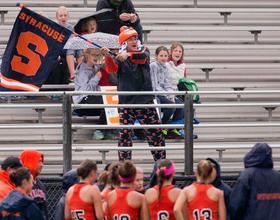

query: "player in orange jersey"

left=143, top=159, right=186, bottom=220
left=174, top=160, right=226, bottom=220
left=65, top=159, right=104, bottom=220
left=107, top=161, right=143, bottom=220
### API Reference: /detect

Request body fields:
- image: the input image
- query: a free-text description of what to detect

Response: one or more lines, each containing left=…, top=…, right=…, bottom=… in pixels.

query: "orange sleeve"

left=105, top=57, right=118, bottom=74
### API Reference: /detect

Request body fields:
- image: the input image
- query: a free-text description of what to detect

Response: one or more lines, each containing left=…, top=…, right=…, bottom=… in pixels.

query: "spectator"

left=229, top=142, right=280, bottom=220
left=107, top=161, right=143, bottom=220
left=54, top=170, right=79, bottom=220
left=56, top=6, right=84, bottom=83
left=19, top=149, right=48, bottom=220
left=0, top=156, right=23, bottom=201
left=0, top=168, right=44, bottom=220
left=65, top=159, right=104, bottom=220
left=72, top=48, right=118, bottom=140
left=150, top=46, right=184, bottom=139
left=143, top=159, right=184, bottom=220
left=80, top=17, right=98, bottom=35
left=133, top=166, right=145, bottom=194
left=101, top=26, right=166, bottom=162
left=206, top=158, right=232, bottom=220
left=166, top=42, right=186, bottom=89
left=173, top=160, right=226, bottom=220
left=96, top=0, right=143, bottom=43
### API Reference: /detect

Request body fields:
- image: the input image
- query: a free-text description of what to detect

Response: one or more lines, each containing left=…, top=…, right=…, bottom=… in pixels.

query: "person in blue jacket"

left=229, top=142, right=280, bottom=220
left=0, top=167, right=44, bottom=220
left=206, top=157, right=232, bottom=220
left=54, top=170, right=79, bottom=220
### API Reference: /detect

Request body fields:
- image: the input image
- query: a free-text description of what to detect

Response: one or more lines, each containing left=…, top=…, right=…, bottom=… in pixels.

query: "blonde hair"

left=169, top=42, right=184, bottom=63
left=196, top=160, right=213, bottom=183
left=82, top=48, right=100, bottom=64
left=56, top=6, right=69, bottom=17
left=135, top=166, right=143, bottom=174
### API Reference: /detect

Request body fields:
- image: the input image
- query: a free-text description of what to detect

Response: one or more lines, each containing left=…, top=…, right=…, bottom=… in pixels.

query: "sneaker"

left=162, top=129, right=169, bottom=139
left=169, top=129, right=184, bottom=139
left=69, top=76, right=75, bottom=84
left=92, top=130, right=104, bottom=140
left=178, top=129, right=198, bottom=139
left=104, top=130, right=119, bottom=140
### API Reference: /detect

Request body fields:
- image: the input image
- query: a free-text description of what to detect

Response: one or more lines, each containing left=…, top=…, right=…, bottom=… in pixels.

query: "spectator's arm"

left=228, top=177, right=249, bottom=220
left=149, top=63, right=157, bottom=91
left=126, top=0, right=140, bottom=24
left=96, top=1, right=108, bottom=11
left=164, top=68, right=175, bottom=98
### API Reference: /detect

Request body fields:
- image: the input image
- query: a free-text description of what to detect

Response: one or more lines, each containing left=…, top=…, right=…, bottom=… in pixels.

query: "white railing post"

left=62, top=93, right=72, bottom=174
left=184, top=92, right=194, bottom=175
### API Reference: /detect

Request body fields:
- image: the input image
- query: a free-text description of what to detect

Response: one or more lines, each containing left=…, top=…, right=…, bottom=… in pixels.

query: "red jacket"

left=0, top=170, right=16, bottom=202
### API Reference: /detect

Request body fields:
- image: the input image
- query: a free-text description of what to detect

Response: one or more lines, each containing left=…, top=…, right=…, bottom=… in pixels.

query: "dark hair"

left=81, top=17, right=97, bottom=32
left=169, top=42, right=184, bottom=63
left=98, top=162, right=113, bottom=185
left=108, top=162, right=121, bottom=186
left=77, top=159, right=97, bottom=179
left=155, top=46, right=169, bottom=56
left=9, top=168, right=31, bottom=187
left=197, top=160, right=213, bottom=183
left=157, top=159, right=173, bottom=204
left=119, top=160, right=136, bottom=183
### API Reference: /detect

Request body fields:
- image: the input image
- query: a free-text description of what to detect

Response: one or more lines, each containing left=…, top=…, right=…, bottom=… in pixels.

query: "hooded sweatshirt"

left=54, top=170, right=79, bottom=220
left=229, top=142, right=280, bottom=220
left=0, top=170, right=16, bottom=202
left=0, top=189, right=44, bottom=220
left=150, top=58, right=175, bottom=99
left=72, top=62, right=101, bottom=104
left=165, top=59, right=186, bottom=89
left=206, top=158, right=232, bottom=220
left=19, top=150, right=47, bottom=220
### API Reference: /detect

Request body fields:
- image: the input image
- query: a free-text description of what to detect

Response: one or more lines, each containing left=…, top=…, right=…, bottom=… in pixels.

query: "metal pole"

left=184, top=92, right=194, bottom=175
left=63, top=93, right=72, bottom=174
left=84, top=0, right=87, bottom=7
left=194, top=0, right=197, bottom=8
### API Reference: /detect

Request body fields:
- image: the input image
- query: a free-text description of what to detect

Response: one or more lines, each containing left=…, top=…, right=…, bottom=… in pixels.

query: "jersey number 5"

left=193, top=208, right=212, bottom=220
left=11, top=31, right=48, bottom=76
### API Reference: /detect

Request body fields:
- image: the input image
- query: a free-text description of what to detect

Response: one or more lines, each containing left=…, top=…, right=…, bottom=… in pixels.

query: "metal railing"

left=0, top=90, right=280, bottom=175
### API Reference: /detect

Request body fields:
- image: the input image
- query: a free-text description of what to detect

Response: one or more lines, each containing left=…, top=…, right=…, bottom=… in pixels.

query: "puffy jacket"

left=72, top=62, right=101, bottom=104
left=105, top=46, right=154, bottom=104
left=19, top=150, right=48, bottom=220
left=0, top=171, right=16, bottom=202
left=0, top=189, right=44, bottom=220
left=229, top=142, right=280, bottom=220
left=165, top=59, right=186, bottom=89
left=54, top=170, right=79, bottom=220
left=206, top=158, right=232, bottom=220
left=150, top=58, right=174, bottom=99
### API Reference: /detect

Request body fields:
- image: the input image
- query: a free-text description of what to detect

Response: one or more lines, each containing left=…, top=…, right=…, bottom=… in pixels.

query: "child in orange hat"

left=101, top=26, right=166, bottom=163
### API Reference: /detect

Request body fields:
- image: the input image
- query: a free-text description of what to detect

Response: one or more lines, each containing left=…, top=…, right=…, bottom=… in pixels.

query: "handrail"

left=0, top=90, right=280, bottom=175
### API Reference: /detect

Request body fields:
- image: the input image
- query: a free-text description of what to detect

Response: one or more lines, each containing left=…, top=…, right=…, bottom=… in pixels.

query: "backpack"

left=177, top=77, right=199, bottom=103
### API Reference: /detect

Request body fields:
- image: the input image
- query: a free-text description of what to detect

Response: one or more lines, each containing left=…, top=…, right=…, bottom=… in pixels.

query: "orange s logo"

left=11, top=32, right=48, bottom=76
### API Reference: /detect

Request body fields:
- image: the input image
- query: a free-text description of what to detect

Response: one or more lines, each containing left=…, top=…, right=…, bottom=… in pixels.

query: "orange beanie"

left=119, top=26, right=138, bottom=45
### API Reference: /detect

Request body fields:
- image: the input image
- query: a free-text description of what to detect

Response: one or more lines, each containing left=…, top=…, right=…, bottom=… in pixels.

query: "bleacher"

left=0, top=0, right=279, bottom=177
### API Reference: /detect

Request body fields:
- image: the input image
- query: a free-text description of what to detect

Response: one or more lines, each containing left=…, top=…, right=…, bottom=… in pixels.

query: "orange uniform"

left=187, top=183, right=218, bottom=220
left=68, top=183, right=95, bottom=220
left=148, top=185, right=176, bottom=220
left=109, top=187, right=139, bottom=220
left=101, top=188, right=113, bottom=220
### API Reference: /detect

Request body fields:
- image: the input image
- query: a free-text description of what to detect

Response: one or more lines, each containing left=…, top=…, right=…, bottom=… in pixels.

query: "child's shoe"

left=92, top=130, right=104, bottom=140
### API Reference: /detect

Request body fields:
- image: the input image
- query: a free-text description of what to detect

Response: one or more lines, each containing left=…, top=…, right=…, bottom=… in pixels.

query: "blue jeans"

left=157, top=95, right=184, bottom=124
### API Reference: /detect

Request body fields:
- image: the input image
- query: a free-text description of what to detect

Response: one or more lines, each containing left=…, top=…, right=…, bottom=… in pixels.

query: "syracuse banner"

left=0, top=5, right=72, bottom=91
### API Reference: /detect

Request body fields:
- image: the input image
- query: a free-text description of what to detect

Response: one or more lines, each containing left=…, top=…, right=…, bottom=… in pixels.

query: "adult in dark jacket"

left=96, top=0, right=143, bottom=43
left=54, top=170, right=79, bottom=220
left=0, top=168, right=44, bottom=220
left=101, top=26, right=165, bottom=162
left=229, top=142, right=280, bottom=220
left=19, top=150, right=48, bottom=220
left=206, top=157, right=232, bottom=220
